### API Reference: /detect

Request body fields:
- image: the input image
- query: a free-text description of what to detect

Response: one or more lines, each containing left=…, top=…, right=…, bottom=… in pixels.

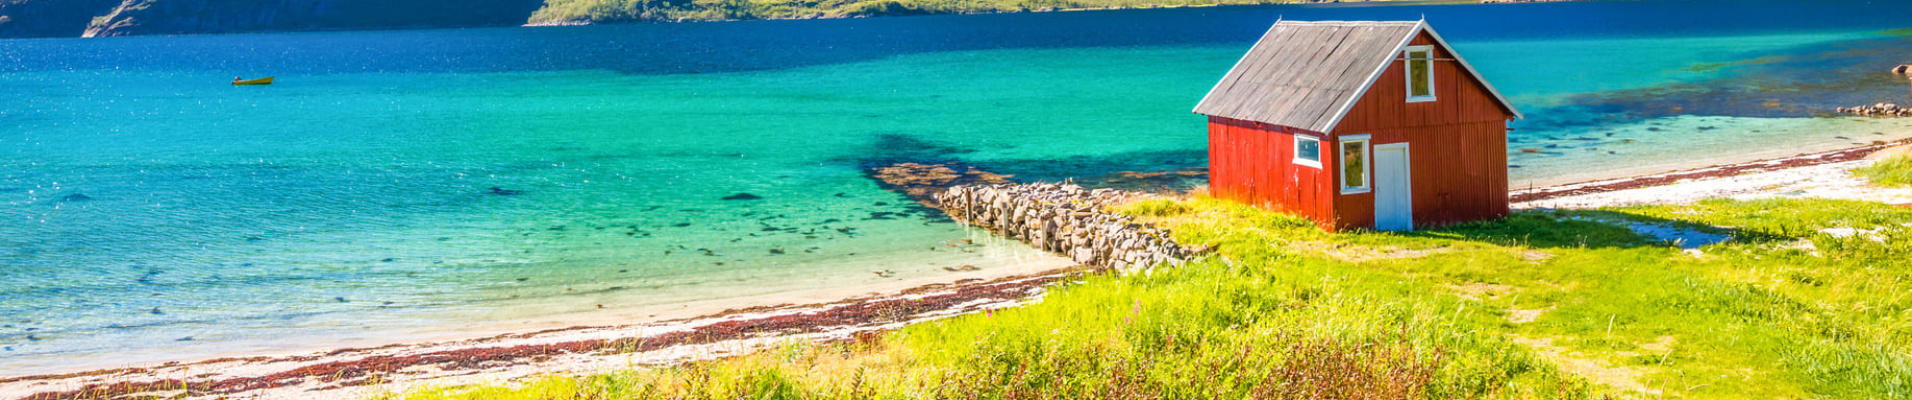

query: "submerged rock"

left=868, top=162, right=1011, bottom=204
left=722, top=193, right=763, bottom=201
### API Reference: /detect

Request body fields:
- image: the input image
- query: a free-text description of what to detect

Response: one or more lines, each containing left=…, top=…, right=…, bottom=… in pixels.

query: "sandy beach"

left=0, top=267, right=1085, bottom=400
left=1514, top=139, right=1912, bottom=208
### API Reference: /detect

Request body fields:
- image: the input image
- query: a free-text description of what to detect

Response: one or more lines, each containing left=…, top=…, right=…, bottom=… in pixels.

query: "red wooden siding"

left=1329, top=32, right=1512, bottom=230
left=1206, top=116, right=1338, bottom=230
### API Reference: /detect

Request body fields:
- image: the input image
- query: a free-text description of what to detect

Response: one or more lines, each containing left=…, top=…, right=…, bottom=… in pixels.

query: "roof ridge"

left=1275, top=20, right=1421, bottom=25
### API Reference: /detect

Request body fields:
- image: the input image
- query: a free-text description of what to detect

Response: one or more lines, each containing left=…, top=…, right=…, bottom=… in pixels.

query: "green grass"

left=1856, top=155, right=1912, bottom=187
left=528, top=0, right=1409, bottom=24
left=378, top=196, right=1912, bottom=399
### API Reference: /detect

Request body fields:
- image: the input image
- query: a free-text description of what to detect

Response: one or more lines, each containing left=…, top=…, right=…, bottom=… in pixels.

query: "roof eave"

left=1192, top=19, right=1285, bottom=115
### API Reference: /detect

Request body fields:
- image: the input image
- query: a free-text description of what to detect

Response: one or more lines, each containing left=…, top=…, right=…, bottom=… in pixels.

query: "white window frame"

left=1293, top=134, right=1323, bottom=168
left=1404, top=45, right=1436, bottom=103
left=1338, top=134, right=1372, bottom=195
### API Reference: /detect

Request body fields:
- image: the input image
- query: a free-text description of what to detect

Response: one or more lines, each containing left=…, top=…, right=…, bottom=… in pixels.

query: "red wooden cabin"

left=1194, top=20, right=1522, bottom=231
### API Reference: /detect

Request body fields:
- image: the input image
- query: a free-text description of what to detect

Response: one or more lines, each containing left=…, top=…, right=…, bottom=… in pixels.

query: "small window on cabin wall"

left=1294, top=135, right=1322, bottom=168
left=1405, top=45, right=1435, bottom=103
left=1339, top=135, right=1371, bottom=194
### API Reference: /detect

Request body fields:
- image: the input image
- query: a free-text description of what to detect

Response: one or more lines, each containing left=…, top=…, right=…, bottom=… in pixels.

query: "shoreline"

left=0, top=268, right=1087, bottom=400
left=10, top=139, right=1911, bottom=399
left=7, top=0, right=1511, bottom=40
left=0, top=227, right=1075, bottom=379
left=1, top=165, right=1198, bottom=400
left=518, top=0, right=1493, bottom=27
left=1512, top=138, right=1912, bottom=205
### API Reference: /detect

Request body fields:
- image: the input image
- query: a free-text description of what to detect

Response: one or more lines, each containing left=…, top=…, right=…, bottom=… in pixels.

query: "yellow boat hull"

left=232, top=77, right=274, bottom=86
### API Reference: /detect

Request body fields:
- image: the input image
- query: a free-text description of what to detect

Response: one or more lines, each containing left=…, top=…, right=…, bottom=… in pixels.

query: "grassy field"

left=1856, top=155, right=1912, bottom=187
left=379, top=195, right=1912, bottom=399
left=527, top=0, right=1413, bottom=24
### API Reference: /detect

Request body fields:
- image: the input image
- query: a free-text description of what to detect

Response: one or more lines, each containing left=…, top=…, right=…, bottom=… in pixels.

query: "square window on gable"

left=1405, top=45, right=1435, bottom=103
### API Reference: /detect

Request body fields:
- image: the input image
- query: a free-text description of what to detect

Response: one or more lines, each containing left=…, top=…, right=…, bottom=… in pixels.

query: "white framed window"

left=1293, top=134, right=1322, bottom=168
left=1339, top=134, right=1371, bottom=194
left=1404, top=45, right=1435, bottom=103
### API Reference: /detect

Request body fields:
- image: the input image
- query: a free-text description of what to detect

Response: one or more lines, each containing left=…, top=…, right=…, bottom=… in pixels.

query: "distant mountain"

left=0, top=0, right=124, bottom=38
left=0, top=0, right=1390, bottom=38
left=0, top=0, right=545, bottom=38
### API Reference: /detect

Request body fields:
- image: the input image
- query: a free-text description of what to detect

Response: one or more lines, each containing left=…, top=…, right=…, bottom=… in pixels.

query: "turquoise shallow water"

left=5, top=0, right=1912, bottom=374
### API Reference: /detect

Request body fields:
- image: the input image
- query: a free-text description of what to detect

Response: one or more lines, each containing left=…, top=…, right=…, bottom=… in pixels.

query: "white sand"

left=1515, top=159, right=1912, bottom=210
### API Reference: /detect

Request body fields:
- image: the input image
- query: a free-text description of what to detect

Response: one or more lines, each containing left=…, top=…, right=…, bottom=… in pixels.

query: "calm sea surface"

left=4, top=0, right=1912, bottom=374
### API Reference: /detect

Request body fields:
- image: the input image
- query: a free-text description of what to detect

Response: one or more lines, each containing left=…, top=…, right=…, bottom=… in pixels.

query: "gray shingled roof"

left=1193, top=20, right=1521, bottom=133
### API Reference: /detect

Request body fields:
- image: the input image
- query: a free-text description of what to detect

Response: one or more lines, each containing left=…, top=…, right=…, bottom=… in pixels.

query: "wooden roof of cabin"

left=1193, top=20, right=1521, bottom=133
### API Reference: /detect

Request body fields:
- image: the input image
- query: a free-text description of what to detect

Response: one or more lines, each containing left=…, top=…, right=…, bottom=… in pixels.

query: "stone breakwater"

left=936, top=183, right=1202, bottom=273
left=1837, top=103, right=1912, bottom=117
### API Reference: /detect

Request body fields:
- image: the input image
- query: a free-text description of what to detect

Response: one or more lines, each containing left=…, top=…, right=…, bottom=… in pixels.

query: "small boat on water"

left=232, top=77, right=274, bottom=86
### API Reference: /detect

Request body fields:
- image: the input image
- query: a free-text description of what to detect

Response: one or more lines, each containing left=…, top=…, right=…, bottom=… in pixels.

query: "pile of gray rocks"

left=1837, top=102, right=1912, bottom=117
left=936, top=182, right=1202, bottom=273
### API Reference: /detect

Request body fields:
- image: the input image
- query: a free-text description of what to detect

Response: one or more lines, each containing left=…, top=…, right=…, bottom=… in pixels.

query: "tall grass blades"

left=1856, top=155, right=1912, bottom=187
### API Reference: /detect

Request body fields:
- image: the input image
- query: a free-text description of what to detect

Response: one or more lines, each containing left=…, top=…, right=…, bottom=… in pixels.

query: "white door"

left=1373, top=144, right=1413, bottom=231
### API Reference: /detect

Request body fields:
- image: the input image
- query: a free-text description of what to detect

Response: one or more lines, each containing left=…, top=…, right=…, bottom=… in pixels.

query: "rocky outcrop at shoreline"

left=1836, top=102, right=1912, bottom=117
left=937, top=182, right=1202, bottom=273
